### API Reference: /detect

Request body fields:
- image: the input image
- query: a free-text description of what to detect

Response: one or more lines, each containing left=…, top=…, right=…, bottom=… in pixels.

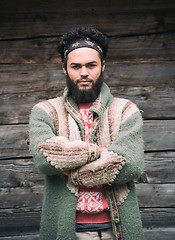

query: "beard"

left=66, top=72, right=104, bottom=104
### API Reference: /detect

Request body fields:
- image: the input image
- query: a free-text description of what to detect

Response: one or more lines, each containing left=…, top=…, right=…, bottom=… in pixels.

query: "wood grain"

left=0, top=229, right=175, bottom=240
left=0, top=62, right=174, bottom=124
left=0, top=32, right=175, bottom=64
left=0, top=151, right=174, bottom=189
left=136, top=184, right=175, bottom=208
left=0, top=120, right=174, bottom=159
left=0, top=184, right=174, bottom=211
left=0, top=184, right=174, bottom=235
left=0, top=0, right=175, bottom=39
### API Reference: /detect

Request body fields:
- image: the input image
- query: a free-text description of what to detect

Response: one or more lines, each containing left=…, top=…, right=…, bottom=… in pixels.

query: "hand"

left=71, top=151, right=126, bottom=187
left=98, top=146, right=108, bottom=155
left=38, top=136, right=98, bottom=170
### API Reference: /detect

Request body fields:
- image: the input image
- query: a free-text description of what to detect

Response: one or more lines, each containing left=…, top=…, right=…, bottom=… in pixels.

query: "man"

left=29, top=26, right=144, bottom=240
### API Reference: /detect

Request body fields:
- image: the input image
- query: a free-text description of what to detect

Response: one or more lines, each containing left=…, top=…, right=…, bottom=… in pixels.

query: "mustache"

left=76, top=78, right=93, bottom=83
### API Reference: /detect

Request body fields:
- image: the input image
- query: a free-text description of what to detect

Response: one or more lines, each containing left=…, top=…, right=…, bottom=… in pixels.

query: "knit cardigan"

left=29, top=83, right=144, bottom=240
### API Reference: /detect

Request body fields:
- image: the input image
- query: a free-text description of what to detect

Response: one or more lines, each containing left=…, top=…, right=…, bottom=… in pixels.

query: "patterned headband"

left=63, top=38, right=103, bottom=61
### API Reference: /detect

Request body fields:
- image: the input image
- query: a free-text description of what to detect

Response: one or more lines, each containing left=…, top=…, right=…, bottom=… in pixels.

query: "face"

left=63, top=47, right=105, bottom=91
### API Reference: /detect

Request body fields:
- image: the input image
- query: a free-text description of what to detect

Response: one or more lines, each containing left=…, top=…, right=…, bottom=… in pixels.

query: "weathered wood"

left=0, top=151, right=174, bottom=189
left=0, top=185, right=174, bottom=237
left=0, top=64, right=64, bottom=95
left=0, top=0, right=175, bottom=39
left=0, top=125, right=29, bottom=159
left=0, top=235, right=39, bottom=240
left=0, top=208, right=174, bottom=237
left=143, top=120, right=175, bottom=151
left=0, top=62, right=174, bottom=124
left=143, top=152, right=175, bottom=184
left=144, top=228, right=175, bottom=240
left=1, top=62, right=174, bottom=95
left=141, top=208, right=175, bottom=228
left=108, top=32, right=175, bottom=62
left=0, top=184, right=174, bottom=210
left=0, top=186, right=43, bottom=211
left=136, top=183, right=175, bottom=208
left=0, top=121, right=174, bottom=159
left=1, top=229, right=174, bottom=240
left=0, top=158, right=44, bottom=188
left=0, top=230, right=175, bottom=240
left=0, top=32, right=175, bottom=64
left=0, top=213, right=40, bottom=238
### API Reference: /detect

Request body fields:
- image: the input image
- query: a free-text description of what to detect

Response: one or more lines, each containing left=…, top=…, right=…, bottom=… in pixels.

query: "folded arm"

left=70, top=108, right=144, bottom=187
left=29, top=106, right=99, bottom=175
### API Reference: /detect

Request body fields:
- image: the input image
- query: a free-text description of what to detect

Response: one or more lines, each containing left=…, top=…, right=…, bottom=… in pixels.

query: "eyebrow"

left=70, top=61, right=98, bottom=66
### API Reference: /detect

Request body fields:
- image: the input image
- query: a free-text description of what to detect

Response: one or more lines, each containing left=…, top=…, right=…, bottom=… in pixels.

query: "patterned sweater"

left=29, top=83, right=144, bottom=240
left=77, top=103, right=111, bottom=224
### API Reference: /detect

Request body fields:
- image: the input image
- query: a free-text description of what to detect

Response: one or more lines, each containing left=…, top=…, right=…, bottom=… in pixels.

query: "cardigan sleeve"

left=29, top=105, right=99, bottom=175
left=70, top=107, right=144, bottom=187
left=108, top=110, right=144, bottom=184
left=29, top=106, right=60, bottom=175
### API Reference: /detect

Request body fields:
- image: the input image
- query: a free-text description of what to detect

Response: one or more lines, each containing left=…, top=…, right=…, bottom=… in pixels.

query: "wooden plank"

left=0, top=229, right=175, bottom=240
left=0, top=186, right=174, bottom=237
left=143, top=152, right=175, bottom=184
left=0, top=125, right=29, bottom=159
left=0, top=235, right=39, bottom=240
left=108, top=32, right=175, bottom=62
left=0, top=213, right=40, bottom=238
left=0, top=64, right=64, bottom=95
left=0, top=184, right=174, bottom=210
left=141, top=208, right=175, bottom=228
left=0, top=186, right=43, bottom=211
left=0, top=32, right=175, bottom=64
left=1, top=0, right=175, bottom=11
left=0, top=158, right=44, bottom=188
left=136, top=183, right=175, bottom=208
left=0, top=152, right=174, bottom=189
left=0, top=121, right=174, bottom=159
left=0, top=0, right=175, bottom=39
left=143, top=120, right=175, bottom=152
left=0, top=62, right=175, bottom=124
left=0, top=209, right=174, bottom=237
left=105, top=62, right=175, bottom=120
left=1, top=62, right=174, bottom=95
left=144, top=228, right=175, bottom=240
left=1, top=0, right=175, bottom=13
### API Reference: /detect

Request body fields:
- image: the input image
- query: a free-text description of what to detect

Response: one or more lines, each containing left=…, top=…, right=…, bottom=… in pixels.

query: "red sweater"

left=76, top=103, right=111, bottom=224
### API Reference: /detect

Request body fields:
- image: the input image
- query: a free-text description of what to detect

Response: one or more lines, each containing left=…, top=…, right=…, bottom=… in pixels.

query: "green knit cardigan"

left=29, top=83, right=144, bottom=240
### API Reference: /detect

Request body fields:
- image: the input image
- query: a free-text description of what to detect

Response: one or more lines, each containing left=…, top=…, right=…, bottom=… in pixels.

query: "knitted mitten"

left=71, top=151, right=126, bottom=187
left=39, top=136, right=99, bottom=170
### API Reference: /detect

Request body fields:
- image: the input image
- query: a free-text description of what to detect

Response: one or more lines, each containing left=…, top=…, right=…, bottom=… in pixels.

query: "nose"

left=80, top=66, right=88, bottom=78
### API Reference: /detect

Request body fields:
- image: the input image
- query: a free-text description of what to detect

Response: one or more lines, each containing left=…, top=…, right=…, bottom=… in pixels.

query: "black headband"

left=63, top=38, right=103, bottom=61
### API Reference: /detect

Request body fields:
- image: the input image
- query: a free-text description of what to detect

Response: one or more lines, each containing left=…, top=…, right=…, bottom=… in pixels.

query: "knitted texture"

left=108, top=112, right=144, bottom=185
left=29, top=83, right=144, bottom=240
left=39, top=136, right=99, bottom=170
left=71, top=151, right=126, bottom=186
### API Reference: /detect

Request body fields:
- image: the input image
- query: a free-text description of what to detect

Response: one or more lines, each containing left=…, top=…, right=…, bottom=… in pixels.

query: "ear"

left=102, top=60, right=106, bottom=72
left=62, top=63, right=67, bottom=75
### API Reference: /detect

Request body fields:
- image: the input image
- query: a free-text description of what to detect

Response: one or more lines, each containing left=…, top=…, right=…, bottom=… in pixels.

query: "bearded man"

left=29, top=26, right=144, bottom=240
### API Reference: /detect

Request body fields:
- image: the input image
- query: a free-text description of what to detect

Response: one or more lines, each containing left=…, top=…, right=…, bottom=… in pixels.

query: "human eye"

left=88, top=63, right=96, bottom=68
left=71, top=64, right=80, bottom=69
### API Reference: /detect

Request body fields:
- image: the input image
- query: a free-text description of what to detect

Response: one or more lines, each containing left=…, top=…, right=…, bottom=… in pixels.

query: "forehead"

left=67, top=47, right=101, bottom=64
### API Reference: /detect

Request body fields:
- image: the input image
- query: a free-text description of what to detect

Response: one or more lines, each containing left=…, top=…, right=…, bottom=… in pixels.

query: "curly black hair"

left=57, top=26, right=108, bottom=67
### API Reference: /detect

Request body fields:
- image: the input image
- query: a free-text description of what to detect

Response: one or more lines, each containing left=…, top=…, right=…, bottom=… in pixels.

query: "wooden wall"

left=0, top=0, right=175, bottom=239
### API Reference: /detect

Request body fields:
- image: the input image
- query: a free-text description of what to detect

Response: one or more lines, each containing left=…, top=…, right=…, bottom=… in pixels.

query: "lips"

left=77, top=79, right=93, bottom=86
